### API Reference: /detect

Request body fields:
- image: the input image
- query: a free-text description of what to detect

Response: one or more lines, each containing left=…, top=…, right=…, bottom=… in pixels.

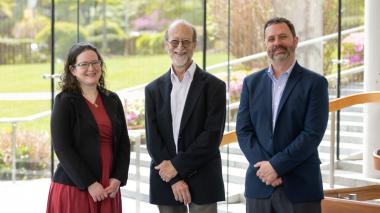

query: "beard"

left=268, top=45, right=295, bottom=62
left=171, top=54, right=190, bottom=68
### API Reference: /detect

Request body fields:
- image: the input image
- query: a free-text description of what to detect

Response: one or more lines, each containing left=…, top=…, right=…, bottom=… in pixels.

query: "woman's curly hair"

left=60, top=42, right=107, bottom=94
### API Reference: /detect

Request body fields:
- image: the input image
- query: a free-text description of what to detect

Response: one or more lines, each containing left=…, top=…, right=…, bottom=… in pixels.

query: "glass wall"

left=331, top=0, right=364, bottom=161
left=0, top=0, right=51, bottom=180
left=0, top=0, right=365, bottom=212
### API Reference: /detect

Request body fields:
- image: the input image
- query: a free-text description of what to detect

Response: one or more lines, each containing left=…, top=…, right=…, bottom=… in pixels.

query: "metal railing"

left=0, top=111, right=51, bottom=182
left=226, top=65, right=364, bottom=113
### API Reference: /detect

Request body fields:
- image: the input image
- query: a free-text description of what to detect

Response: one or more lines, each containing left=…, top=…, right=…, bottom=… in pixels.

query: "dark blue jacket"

left=236, top=62, right=329, bottom=202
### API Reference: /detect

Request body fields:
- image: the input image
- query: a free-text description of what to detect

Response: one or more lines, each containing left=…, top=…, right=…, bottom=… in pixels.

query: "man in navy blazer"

left=145, top=19, right=226, bottom=213
left=236, top=17, right=329, bottom=213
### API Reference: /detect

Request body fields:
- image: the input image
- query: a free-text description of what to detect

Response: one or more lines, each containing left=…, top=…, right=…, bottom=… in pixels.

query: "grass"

left=0, top=100, right=51, bottom=132
left=0, top=63, right=51, bottom=93
left=0, top=52, right=228, bottom=93
left=0, top=52, right=229, bottom=132
left=0, top=100, right=50, bottom=117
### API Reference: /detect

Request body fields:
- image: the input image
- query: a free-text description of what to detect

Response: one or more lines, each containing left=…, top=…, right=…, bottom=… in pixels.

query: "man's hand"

left=155, top=160, right=178, bottom=182
left=88, top=181, right=108, bottom=202
left=271, top=177, right=282, bottom=187
left=171, top=180, right=191, bottom=205
left=105, top=178, right=121, bottom=198
left=254, top=161, right=279, bottom=185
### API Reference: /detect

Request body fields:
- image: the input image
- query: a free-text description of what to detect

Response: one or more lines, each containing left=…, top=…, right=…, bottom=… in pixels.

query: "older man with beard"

left=236, top=17, right=329, bottom=213
left=144, top=19, right=226, bottom=213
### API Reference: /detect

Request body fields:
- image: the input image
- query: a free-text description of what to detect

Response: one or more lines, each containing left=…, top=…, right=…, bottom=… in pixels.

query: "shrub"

left=0, top=18, right=14, bottom=37
left=150, top=33, right=165, bottom=54
left=216, top=70, right=251, bottom=122
left=86, top=20, right=125, bottom=38
left=12, top=14, right=49, bottom=39
left=0, top=148, right=7, bottom=170
left=122, top=98, right=145, bottom=129
left=86, top=20, right=127, bottom=55
left=342, top=32, right=364, bottom=66
left=136, top=34, right=152, bottom=55
left=0, top=130, right=50, bottom=180
left=229, top=71, right=247, bottom=103
left=135, top=32, right=165, bottom=55
left=0, top=38, right=33, bottom=64
left=36, top=22, right=88, bottom=60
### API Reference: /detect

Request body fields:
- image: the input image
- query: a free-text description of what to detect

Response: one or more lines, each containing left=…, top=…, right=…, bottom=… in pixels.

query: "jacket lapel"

left=261, top=71, right=275, bottom=155
left=99, top=91, right=119, bottom=135
left=74, top=93, right=99, bottom=131
left=179, top=67, right=205, bottom=134
left=160, top=70, right=176, bottom=154
left=276, top=63, right=303, bottom=119
left=264, top=72, right=274, bottom=135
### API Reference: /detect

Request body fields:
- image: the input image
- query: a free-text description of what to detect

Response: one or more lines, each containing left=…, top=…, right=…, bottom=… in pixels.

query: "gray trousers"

left=158, top=202, right=217, bottom=213
left=246, top=187, right=321, bottom=213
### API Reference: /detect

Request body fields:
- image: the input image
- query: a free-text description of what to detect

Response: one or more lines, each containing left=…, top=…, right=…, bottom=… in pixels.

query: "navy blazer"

left=145, top=65, right=226, bottom=205
left=51, top=89, right=130, bottom=190
left=236, top=62, right=329, bottom=203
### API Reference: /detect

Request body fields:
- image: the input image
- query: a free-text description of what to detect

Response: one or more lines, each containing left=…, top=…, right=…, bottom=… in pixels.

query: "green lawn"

left=0, top=100, right=50, bottom=117
left=0, top=100, right=51, bottom=132
left=0, top=52, right=228, bottom=132
left=0, top=52, right=228, bottom=93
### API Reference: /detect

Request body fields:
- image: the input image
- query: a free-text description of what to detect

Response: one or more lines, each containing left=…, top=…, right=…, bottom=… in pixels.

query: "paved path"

left=0, top=92, right=51, bottom=100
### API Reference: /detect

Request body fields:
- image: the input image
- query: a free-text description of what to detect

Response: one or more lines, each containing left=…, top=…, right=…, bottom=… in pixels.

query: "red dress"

left=46, top=95, right=122, bottom=213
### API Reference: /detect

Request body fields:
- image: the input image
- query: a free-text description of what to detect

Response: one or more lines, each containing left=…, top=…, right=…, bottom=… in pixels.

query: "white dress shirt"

left=170, top=61, right=196, bottom=152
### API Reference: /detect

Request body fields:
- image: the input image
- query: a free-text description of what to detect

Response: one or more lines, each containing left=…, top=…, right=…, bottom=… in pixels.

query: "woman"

left=46, top=42, right=130, bottom=213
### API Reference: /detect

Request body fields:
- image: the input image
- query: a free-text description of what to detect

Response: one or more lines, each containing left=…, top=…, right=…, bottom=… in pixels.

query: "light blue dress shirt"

left=267, top=60, right=296, bottom=131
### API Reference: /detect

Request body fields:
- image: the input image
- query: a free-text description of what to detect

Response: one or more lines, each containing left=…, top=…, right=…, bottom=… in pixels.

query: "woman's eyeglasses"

left=73, top=60, right=102, bottom=70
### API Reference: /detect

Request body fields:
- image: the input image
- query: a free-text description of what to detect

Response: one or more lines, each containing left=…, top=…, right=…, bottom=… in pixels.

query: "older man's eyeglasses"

left=168, top=39, right=193, bottom=48
left=74, top=60, right=102, bottom=70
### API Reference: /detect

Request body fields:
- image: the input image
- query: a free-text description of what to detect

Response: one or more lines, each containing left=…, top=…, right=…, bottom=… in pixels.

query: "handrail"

left=220, top=131, right=238, bottom=146
left=322, top=197, right=380, bottom=213
left=324, top=185, right=380, bottom=201
left=329, top=91, right=380, bottom=112
left=0, top=110, right=51, bottom=123
left=226, top=65, right=364, bottom=112
left=220, top=91, right=380, bottom=146
left=328, top=91, right=380, bottom=188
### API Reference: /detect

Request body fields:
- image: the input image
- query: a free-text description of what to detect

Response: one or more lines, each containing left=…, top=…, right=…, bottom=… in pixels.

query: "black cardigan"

left=51, top=90, right=130, bottom=190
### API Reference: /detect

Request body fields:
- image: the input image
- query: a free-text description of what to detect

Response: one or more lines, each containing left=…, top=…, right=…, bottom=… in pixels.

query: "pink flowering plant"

left=342, top=32, right=364, bottom=66
left=123, top=98, right=145, bottom=129
left=229, top=71, right=247, bottom=103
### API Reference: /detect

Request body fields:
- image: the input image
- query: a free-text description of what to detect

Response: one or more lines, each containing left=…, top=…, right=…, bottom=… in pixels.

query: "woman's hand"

left=88, top=182, right=108, bottom=202
left=105, top=178, right=121, bottom=198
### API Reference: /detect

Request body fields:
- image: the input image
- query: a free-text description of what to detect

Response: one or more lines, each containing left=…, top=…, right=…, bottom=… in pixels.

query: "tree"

left=208, top=0, right=272, bottom=69
left=0, top=0, right=13, bottom=18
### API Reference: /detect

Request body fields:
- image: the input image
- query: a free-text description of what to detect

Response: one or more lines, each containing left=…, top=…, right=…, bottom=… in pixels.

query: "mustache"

left=271, top=45, right=288, bottom=52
